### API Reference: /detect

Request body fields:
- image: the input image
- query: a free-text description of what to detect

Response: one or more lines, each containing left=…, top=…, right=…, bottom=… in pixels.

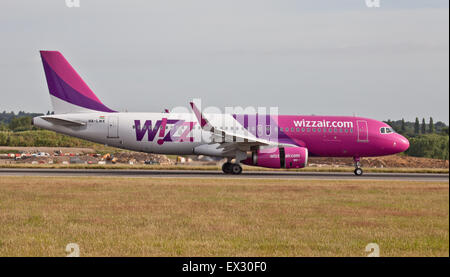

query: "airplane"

left=33, top=51, right=410, bottom=175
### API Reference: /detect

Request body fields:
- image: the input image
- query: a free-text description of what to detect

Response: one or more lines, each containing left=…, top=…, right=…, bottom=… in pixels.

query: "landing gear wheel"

left=231, top=163, right=243, bottom=175
left=353, top=157, right=363, bottom=176
left=354, top=168, right=363, bottom=176
left=222, top=162, right=232, bottom=174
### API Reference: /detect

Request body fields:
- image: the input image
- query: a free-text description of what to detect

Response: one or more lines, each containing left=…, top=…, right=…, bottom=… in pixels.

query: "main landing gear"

left=222, top=162, right=242, bottom=175
left=353, top=157, right=363, bottom=176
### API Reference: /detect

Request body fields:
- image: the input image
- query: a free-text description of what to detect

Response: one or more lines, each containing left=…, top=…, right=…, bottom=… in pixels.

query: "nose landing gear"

left=353, top=157, right=363, bottom=176
left=354, top=167, right=363, bottom=176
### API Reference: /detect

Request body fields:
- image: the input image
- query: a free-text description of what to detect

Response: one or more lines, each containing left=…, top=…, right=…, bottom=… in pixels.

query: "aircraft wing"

left=189, top=102, right=272, bottom=154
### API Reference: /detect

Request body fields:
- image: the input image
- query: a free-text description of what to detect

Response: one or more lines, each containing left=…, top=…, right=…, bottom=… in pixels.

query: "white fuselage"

left=33, top=112, right=274, bottom=158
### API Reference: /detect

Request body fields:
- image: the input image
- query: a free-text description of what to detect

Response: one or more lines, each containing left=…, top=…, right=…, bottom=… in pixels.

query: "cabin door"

left=107, top=116, right=119, bottom=138
left=357, top=120, right=368, bottom=142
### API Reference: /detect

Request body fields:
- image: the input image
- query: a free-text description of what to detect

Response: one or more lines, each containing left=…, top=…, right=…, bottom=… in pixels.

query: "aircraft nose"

left=395, top=135, right=410, bottom=152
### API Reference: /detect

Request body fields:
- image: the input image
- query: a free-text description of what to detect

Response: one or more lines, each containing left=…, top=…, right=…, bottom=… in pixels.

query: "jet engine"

left=242, top=147, right=308, bottom=169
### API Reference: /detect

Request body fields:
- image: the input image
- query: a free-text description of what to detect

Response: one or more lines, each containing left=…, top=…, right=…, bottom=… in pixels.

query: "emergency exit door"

left=107, top=116, right=119, bottom=138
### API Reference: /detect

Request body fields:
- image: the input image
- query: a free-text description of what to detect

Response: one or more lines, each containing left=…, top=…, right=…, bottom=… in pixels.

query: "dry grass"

left=0, top=163, right=448, bottom=174
left=0, top=176, right=448, bottom=257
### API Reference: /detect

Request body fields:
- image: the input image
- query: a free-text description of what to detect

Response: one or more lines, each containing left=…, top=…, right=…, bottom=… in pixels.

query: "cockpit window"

left=380, top=127, right=395, bottom=134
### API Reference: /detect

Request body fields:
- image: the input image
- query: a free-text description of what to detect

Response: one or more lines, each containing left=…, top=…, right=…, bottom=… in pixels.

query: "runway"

left=0, top=168, right=448, bottom=181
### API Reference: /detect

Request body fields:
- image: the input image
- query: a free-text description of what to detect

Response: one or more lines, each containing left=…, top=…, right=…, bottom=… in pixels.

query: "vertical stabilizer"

left=40, top=50, right=115, bottom=114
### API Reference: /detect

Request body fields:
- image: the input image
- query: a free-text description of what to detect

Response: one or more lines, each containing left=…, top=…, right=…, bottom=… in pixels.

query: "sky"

left=0, top=0, right=448, bottom=123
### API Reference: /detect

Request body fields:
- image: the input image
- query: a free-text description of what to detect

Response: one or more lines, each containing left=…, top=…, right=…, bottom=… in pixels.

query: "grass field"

left=0, top=163, right=448, bottom=174
left=0, top=176, right=448, bottom=257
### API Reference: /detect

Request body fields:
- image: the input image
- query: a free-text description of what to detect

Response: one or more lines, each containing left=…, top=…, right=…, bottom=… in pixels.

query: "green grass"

left=0, top=163, right=448, bottom=174
left=0, top=176, right=448, bottom=257
left=0, top=149, right=20, bottom=154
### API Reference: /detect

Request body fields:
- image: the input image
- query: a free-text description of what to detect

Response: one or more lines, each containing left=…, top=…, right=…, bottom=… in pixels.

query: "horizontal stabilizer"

left=41, top=116, right=86, bottom=126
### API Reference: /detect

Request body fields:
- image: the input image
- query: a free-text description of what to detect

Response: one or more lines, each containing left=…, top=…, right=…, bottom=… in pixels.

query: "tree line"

left=383, top=117, right=449, bottom=161
left=0, top=111, right=44, bottom=132
left=384, top=117, right=448, bottom=136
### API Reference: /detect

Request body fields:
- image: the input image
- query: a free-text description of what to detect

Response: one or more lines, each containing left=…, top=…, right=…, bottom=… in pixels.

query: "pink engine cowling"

left=242, top=147, right=308, bottom=169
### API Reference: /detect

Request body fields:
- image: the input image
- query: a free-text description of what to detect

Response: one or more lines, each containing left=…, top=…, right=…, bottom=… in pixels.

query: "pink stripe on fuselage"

left=40, top=51, right=102, bottom=103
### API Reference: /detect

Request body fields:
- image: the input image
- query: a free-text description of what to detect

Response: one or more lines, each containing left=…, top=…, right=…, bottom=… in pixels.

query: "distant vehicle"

left=69, top=157, right=84, bottom=164
left=31, top=152, right=49, bottom=157
left=33, top=51, right=410, bottom=175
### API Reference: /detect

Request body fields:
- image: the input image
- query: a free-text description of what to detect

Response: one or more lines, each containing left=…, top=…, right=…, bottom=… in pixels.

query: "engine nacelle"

left=242, top=147, right=308, bottom=169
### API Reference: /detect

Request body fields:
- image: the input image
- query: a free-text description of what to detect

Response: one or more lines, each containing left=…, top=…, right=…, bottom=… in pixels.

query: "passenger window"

left=345, top=129, right=348, bottom=133
left=307, top=128, right=310, bottom=132
left=380, top=128, right=385, bottom=134
left=318, top=128, right=321, bottom=132
left=329, top=128, right=332, bottom=132
left=312, top=128, right=316, bottom=132
left=258, top=125, right=263, bottom=132
left=296, top=128, right=299, bottom=132
left=280, top=127, right=283, bottom=131
left=302, top=128, right=305, bottom=132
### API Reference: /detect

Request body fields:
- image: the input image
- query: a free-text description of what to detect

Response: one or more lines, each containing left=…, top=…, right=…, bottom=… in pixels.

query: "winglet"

left=189, top=102, right=208, bottom=128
